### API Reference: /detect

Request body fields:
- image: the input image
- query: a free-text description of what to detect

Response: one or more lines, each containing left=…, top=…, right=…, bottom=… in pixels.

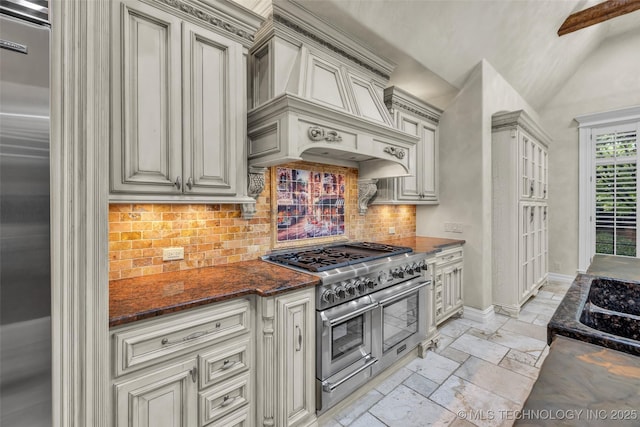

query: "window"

left=577, top=107, right=640, bottom=272
left=593, top=126, right=638, bottom=257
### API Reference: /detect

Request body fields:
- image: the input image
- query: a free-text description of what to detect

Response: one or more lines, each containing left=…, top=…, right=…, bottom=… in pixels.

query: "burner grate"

left=266, top=242, right=412, bottom=272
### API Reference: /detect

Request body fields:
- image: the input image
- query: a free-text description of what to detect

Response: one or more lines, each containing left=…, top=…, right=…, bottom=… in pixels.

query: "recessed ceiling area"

left=256, top=0, right=640, bottom=110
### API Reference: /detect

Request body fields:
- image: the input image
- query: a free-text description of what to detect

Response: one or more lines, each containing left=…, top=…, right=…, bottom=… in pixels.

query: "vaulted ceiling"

left=247, top=0, right=640, bottom=110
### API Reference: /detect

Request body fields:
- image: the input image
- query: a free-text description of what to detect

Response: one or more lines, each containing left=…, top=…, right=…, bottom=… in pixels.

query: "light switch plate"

left=388, top=227, right=395, bottom=234
left=163, top=247, right=184, bottom=261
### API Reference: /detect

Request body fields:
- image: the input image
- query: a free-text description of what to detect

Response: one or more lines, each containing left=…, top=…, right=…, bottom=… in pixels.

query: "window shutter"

left=593, top=125, right=638, bottom=257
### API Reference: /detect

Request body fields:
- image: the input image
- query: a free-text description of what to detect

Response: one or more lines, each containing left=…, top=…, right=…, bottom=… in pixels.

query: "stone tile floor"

left=318, top=280, right=572, bottom=427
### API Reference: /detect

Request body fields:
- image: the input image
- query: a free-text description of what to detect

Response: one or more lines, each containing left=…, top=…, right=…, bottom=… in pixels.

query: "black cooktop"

left=266, top=242, right=412, bottom=272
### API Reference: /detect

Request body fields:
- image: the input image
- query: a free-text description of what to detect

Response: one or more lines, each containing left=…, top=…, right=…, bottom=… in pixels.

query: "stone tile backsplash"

left=109, top=162, right=416, bottom=280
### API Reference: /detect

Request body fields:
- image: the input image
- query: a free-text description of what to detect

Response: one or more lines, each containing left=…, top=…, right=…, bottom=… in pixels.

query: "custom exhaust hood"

left=246, top=0, right=419, bottom=186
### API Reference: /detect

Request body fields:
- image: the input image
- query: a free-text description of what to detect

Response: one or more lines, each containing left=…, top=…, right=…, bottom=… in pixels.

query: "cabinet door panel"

left=276, top=290, right=315, bottom=426
left=420, top=125, right=437, bottom=201
left=112, top=0, right=182, bottom=193
left=182, top=22, right=241, bottom=195
left=114, top=360, right=197, bottom=427
left=396, top=113, right=420, bottom=200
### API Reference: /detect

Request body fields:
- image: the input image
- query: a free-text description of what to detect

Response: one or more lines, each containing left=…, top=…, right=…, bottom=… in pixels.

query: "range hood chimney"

left=246, top=0, right=419, bottom=189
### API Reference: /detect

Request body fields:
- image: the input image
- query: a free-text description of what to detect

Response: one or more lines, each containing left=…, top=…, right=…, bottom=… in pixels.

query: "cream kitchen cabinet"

left=374, top=86, right=442, bottom=205
left=256, top=288, right=316, bottom=427
left=419, top=258, right=439, bottom=354
left=492, top=110, right=551, bottom=317
left=433, top=246, right=464, bottom=324
left=110, top=0, right=260, bottom=206
left=111, top=298, right=253, bottom=427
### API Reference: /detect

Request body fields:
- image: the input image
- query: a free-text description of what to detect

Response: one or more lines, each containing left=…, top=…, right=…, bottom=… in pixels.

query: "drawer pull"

left=190, top=367, right=197, bottom=383
left=221, top=359, right=237, bottom=370
left=220, top=395, right=236, bottom=407
left=295, top=325, right=302, bottom=352
left=160, top=328, right=219, bottom=346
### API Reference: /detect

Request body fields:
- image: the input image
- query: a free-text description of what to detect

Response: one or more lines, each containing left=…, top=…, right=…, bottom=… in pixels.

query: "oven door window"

left=382, top=292, right=419, bottom=353
left=331, top=315, right=364, bottom=360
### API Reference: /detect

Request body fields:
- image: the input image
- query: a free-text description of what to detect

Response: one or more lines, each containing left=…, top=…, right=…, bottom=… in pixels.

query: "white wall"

left=417, top=59, right=539, bottom=311
left=540, top=27, right=640, bottom=276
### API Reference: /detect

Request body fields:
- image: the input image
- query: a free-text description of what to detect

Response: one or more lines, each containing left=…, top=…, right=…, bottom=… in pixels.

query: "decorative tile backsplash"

left=109, top=162, right=416, bottom=280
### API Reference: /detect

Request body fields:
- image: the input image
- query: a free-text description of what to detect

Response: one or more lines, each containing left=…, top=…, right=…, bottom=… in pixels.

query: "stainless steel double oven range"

left=265, top=242, right=430, bottom=413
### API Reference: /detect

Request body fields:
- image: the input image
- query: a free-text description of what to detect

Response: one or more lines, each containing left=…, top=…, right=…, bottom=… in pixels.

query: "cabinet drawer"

left=199, top=336, right=251, bottom=389
left=209, top=405, right=250, bottom=427
left=436, top=246, right=463, bottom=265
left=113, top=299, right=250, bottom=377
left=199, top=372, right=250, bottom=426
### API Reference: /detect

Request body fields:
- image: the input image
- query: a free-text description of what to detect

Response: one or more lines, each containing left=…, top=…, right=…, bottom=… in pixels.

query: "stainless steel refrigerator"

left=0, top=1, right=51, bottom=426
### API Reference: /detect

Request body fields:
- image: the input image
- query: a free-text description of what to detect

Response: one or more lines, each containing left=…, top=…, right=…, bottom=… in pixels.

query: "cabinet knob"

left=186, top=177, right=194, bottom=191
left=174, top=176, right=182, bottom=190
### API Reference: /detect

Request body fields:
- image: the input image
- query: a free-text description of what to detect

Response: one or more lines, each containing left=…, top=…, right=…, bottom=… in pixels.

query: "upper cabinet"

left=110, top=0, right=262, bottom=207
left=374, top=86, right=442, bottom=205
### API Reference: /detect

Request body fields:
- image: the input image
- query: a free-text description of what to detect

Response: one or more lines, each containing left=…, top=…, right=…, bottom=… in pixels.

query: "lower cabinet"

left=256, top=288, right=316, bottom=427
left=111, top=298, right=253, bottom=427
left=433, top=245, right=464, bottom=325
left=114, top=359, right=198, bottom=427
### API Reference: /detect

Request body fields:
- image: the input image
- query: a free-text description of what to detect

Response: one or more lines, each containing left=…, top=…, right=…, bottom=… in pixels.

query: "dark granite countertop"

left=547, top=273, right=640, bottom=356
left=109, top=236, right=464, bottom=328
left=109, top=260, right=320, bottom=327
left=518, top=336, right=640, bottom=426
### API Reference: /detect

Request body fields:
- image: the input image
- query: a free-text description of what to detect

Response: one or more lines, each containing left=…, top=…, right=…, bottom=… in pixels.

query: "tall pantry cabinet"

left=492, top=111, right=551, bottom=317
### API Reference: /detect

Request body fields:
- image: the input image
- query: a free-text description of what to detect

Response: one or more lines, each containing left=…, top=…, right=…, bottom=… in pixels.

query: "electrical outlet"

left=444, top=222, right=463, bottom=233
left=163, top=247, right=184, bottom=261
left=388, top=227, right=395, bottom=235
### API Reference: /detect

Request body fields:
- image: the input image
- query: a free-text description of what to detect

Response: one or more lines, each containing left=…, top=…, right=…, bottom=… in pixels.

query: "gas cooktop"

left=265, top=242, right=412, bottom=272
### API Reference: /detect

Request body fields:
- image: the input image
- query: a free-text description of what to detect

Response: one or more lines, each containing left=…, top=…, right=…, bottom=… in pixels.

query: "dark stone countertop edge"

left=109, top=279, right=320, bottom=328
left=547, top=273, right=640, bottom=356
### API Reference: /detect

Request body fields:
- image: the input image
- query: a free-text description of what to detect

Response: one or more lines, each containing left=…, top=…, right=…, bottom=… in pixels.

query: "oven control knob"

left=405, top=265, right=414, bottom=275
left=392, top=269, right=404, bottom=279
left=345, top=282, right=357, bottom=296
left=377, top=271, right=388, bottom=284
left=419, top=260, right=428, bottom=271
left=356, top=279, right=367, bottom=293
left=334, top=285, right=347, bottom=299
left=322, top=290, right=337, bottom=304
left=364, top=278, right=376, bottom=289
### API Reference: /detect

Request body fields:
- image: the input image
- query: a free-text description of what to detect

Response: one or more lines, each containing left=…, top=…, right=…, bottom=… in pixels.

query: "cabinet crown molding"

left=384, top=86, right=443, bottom=125
left=155, top=0, right=263, bottom=46
left=491, top=110, right=552, bottom=147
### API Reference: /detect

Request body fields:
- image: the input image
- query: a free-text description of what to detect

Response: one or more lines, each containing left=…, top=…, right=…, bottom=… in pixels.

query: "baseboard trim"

left=547, top=272, right=575, bottom=285
left=462, top=305, right=495, bottom=324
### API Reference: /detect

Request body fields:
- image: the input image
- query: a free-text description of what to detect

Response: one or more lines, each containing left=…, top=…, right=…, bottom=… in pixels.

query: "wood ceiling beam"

left=558, top=0, right=640, bottom=36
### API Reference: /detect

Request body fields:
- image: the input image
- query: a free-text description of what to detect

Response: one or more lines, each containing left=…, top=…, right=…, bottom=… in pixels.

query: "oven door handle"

left=322, top=356, right=378, bottom=393
left=323, top=302, right=379, bottom=327
left=377, top=281, right=430, bottom=306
